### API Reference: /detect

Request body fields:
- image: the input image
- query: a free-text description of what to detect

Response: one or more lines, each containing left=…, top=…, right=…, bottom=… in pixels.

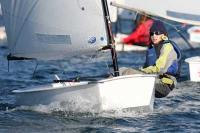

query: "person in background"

left=120, top=20, right=182, bottom=98
left=117, top=13, right=154, bottom=46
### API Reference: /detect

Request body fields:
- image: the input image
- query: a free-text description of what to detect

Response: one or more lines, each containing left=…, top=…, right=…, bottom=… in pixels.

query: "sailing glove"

left=140, top=66, right=158, bottom=74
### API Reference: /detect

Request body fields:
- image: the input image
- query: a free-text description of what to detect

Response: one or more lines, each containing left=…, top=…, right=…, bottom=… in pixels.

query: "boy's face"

left=150, top=31, right=164, bottom=45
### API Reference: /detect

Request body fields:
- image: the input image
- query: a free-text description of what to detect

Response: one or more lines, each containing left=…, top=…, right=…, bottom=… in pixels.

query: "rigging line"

left=88, top=50, right=100, bottom=63
left=13, top=0, right=39, bottom=52
left=157, top=18, right=194, bottom=49
left=87, top=50, right=113, bottom=75
left=32, top=60, right=39, bottom=78
left=76, top=0, right=85, bottom=11
left=175, top=29, right=194, bottom=49
left=7, top=60, right=10, bottom=72
left=95, top=0, right=102, bottom=11
left=57, top=60, right=71, bottom=77
left=104, top=59, right=113, bottom=75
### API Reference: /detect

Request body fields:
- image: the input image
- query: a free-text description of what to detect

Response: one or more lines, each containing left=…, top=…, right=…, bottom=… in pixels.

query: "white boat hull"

left=13, top=74, right=156, bottom=112
left=185, top=56, right=200, bottom=82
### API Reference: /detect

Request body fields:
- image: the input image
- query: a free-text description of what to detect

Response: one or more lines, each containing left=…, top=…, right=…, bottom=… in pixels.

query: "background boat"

left=110, top=0, right=200, bottom=51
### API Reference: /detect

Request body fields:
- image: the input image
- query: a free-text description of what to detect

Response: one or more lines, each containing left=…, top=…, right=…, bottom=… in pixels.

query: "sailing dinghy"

left=1, top=0, right=156, bottom=112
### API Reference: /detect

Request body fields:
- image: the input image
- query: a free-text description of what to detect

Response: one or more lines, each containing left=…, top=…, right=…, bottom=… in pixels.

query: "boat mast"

left=101, top=0, right=119, bottom=77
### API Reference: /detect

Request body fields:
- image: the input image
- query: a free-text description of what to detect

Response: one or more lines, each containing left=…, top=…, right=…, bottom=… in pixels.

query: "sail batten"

left=1, top=0, right=108, bottom=60
left=166, top=11, right=200, bottom=22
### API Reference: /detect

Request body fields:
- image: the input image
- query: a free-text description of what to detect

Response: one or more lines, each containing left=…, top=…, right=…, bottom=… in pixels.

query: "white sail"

left=1, top=0, right=108, bottom=60
left=111, top=0, right=200, bottom=26
left=107, top=0, right=117, bottom=22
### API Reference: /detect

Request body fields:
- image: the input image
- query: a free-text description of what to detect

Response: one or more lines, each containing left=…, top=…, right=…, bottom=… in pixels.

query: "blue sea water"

left=0, top=43, right=200, bottom=132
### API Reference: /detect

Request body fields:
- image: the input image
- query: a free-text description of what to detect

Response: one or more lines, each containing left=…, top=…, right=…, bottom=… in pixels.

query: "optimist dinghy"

left=1, top=0, right=156, bottom=112
left=13, top=74, right=155, bottom=112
